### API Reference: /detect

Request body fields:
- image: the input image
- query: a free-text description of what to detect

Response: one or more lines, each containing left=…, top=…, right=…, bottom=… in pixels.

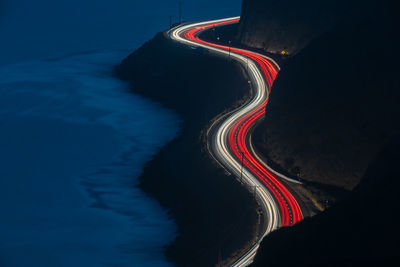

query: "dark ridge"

left=249, top=0, right=400, bottom=265
left=254, top=0, right=400, bottom=191
left=115, top=32, right=261, bottom=266
left=252, top=138, right=400, bottom=266
left=237, top=0, right=375, bottom=55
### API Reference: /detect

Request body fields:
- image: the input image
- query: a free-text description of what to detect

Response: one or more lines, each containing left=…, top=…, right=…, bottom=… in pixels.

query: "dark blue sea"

left=0, top=1, right=241, bottom=265
left=0, top=50, right=180, bottom=266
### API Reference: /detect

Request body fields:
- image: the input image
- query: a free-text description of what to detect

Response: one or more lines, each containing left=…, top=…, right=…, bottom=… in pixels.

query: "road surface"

left=168, top=17, right=303, bottom=266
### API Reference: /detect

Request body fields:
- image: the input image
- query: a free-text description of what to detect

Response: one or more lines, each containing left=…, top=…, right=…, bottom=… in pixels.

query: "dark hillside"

left=250, top=0, right=400, bottom=265
left=237, top=0, right=375, bottom=55
left=254, top=1, right=400, bottom=190
left=115, top=0, right=400, bottom=265
left=115, top=33, right=261, bottom=266
left=252, top=139, right=400, bottom=266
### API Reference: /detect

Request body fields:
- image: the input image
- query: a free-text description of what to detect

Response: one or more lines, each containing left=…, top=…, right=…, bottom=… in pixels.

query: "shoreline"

left=0, top=50, right=179, bottom=266
left=115, top=31, right=261, bottom=266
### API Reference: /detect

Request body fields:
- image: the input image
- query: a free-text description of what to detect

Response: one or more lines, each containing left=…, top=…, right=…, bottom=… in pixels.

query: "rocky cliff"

left=252, top=0, right=399, bottom=191
left=246, top=0, right=400, bottom=265
left=237, top=0, right=374, bottom=55
left=252, top=140, right=400, bottom=266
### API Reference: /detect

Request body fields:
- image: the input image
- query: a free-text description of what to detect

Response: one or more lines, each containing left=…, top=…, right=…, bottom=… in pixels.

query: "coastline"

left=0, top=50, right=179, bottom=266
left=115, top=31, right=261, bottom=266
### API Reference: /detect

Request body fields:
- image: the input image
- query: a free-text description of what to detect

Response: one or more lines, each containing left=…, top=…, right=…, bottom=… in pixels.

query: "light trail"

left=168, top=17, right=303, bottom=266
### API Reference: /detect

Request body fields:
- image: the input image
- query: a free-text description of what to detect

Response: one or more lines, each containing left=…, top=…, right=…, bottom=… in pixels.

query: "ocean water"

left=0, top=50, right=180, bottom=266
left=0, top=0, right=242, bottom=66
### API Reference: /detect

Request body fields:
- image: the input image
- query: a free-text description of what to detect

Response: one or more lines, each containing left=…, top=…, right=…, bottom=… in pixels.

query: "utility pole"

left=178, top=1, right=182, bottom=23
left=240, top=151, right=245, bottom=183
left=228, top=40, right=231, bottom=58
left=217, top=246, right=222, bottom=267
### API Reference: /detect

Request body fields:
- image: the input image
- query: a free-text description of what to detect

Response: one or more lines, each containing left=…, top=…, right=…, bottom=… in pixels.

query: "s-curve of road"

left=168, top=17, right=303, bottom=266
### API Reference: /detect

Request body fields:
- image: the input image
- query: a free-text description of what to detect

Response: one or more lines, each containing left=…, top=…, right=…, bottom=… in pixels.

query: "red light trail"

left=170, top=17, right=303, bottom=265
left=183, top=18, right=302, bottom=226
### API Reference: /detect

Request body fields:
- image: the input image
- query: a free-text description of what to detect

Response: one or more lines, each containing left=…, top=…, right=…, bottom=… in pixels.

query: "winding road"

left=168, top=17, right=303, bottom=266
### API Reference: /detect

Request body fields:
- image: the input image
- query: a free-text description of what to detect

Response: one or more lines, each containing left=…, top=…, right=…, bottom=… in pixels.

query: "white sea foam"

left=0, top=50, right=179, bottom=266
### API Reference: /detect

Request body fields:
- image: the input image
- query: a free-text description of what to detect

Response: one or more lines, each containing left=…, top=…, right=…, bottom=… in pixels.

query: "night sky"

left=0, top=0, right=241, bottom=65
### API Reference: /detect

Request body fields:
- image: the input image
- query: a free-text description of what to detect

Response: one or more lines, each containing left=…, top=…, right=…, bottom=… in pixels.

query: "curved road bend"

left=168, top=17, right=303, bottom=266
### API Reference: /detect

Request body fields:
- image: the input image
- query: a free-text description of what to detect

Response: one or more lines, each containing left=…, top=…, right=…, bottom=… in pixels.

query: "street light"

left=253, top=185, right=259, bottom=196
